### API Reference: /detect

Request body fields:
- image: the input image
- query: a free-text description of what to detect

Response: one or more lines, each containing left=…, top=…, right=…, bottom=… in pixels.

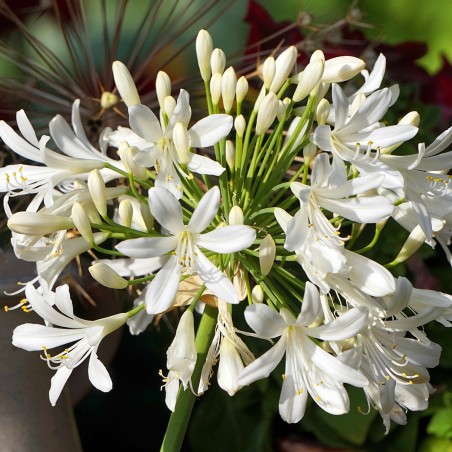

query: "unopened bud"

left=118, top=199, right=133, bottom=228
left=72, top=202, right=94, bottom=244
left=322, top=56, right=365, bottom=83
left=211, top=48, right=226, bottom=75
left=222, top=67, right=237, bottom=113
left=398, top=111, right=420, bottom=127
left=164, top=96, right=176, bottom=118
left=256, top=92, right=279, bottom=135
left=88, top=169, right=107, bottom=217
left=303, top=143, right=317, bottom=164
left=117, top=142, right=147, bottom=180
left=269, top=46, right=297, bottom=93
left=251, top=285, right=264, bottom=304
left=262, top=56, right=276, bottom=90
left=210, top=73, right=222, bottom=105
left=7, top=212, right=73, bottom=236
left=89, top=262, right=128, bottom=289
left=173, top=122, right=190, bottom=165
left=234, top=115, right=246, bottom=137
left=393, top=225, right=426, bottom=264
left=229, top=205, right=244, bottom=225
left=316, top=99, right=330, bottom=125
left=156, top=71, right=171, bottom=109
left=259, top=234, right=276, bottom=276
left=235, top=76, right=248, bottom=104
left=112, top=61, right=140, bottom=107
left=196, top=29, right=213, bottom=82
left=292, top=58, right=324, bottom=102
left=225, top=140, right=235, bottom=170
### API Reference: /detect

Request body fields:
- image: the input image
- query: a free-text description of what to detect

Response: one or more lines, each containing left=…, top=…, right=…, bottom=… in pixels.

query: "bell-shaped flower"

left=238, top=282, right=369, bottom=423
left=116, top=186, right=256, bottom=313
left=12, top=284, right=128, bottom=406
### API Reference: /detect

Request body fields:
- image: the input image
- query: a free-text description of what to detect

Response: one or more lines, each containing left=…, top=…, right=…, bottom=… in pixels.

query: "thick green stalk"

left=160, top=304, right=218, bottom=452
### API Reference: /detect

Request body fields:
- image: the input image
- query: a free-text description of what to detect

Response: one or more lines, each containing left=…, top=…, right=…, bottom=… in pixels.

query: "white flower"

left=108, top=89, right=231, bottom=198
left=238, top=283, right=369, bottom=423
left=161, top=309, right=197, bottom=411
left=116, top=186, right=256, bottom=313
left=12, top=284, right=128, bottom=406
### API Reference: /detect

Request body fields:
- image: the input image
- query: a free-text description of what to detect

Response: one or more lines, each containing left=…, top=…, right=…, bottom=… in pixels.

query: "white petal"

left=54, top=284, right=75, bottom=318
left=0, top=120, right=42, bottom=162
left=244, top=303, right=287, bottom=338
left=279, top=352, right=308, bottom=423
left=16, top=110, right=39, bottom=146
left=12, top=324, right=85, bottom=351
left=129, top=105, right=162, bottom=142
left=345, top=251, right=396, bottom=296
left=97, top=256, right=167, bottom=277
left=49, top=366, right=73, bottom=406
left=88, top=351, right=113, bottom=392
left=297, top=282, right=321, bottom=326
left=238, top=337, right=286, bottom=386
left=195, top=250, right=239, bottom=304
left=116, top=236, right=178, bottom=258
left=187, top=153, right=225, bottom=176
left=145, top=255, right=181, bottom=314
left=308, top=306, right=368, bottom=341
left=188, top=186, right=219, bottom=233
left=149, top=187, right=184, bottom=233
left=198, top=225, right=256, bottom=253
left=188, top=114, right=233, bottom=147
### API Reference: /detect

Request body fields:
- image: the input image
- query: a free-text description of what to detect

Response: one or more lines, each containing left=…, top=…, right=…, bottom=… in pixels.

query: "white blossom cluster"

left=2, top=29, right=452, bottom=434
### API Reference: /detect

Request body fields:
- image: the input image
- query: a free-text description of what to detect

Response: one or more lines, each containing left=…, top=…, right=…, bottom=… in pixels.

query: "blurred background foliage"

left=0, top=0, right=451, bottom=451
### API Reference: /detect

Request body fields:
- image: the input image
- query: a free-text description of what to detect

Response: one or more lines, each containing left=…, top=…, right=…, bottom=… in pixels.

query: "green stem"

left=160, top=304, right=218, bottom=452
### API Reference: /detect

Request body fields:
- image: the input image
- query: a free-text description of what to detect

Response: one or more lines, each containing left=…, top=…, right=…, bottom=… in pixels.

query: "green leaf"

left=427, top=408, right=452, bottom=439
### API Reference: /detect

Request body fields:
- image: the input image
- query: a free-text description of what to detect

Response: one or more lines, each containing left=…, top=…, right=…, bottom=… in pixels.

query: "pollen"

left=282, top=373, right=286, bottom=380
left=296, top=388, right=304, bottom=395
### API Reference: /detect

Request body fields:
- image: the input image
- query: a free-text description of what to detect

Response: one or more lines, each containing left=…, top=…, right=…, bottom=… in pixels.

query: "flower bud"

left=393, top=225, right=426, bottom=264
left=88, top=169, right=107, bottom=217
left=196, top=29, right=213, bottom=82
left=235, top=76, right=248, bottom=104
left=292, top=57, right=324, bottom=102
left=72, top=202, right=94, bottom=244
left=398, top=111, right=420, bottom=127
left=277, top=98, right=290, bottom=121
left=221, top=67, right=237, bottom=113
left=262, top=56, right=276, bottom=90
left=225, top=140, right=235, bottom=170
left=251, top=285, right=264, bottom=304
left=163, top=96, right=176, bottom=118
left=112, top=61, right=140, bottom=107
left=316, top=98, right=330, bottom=125
left=141, top=203, right=154, bottom=232
left=218, top=337, right=244, bottom=396
left=303, top=142, right=317, bottom=164
left=229, top=205, right=244, bottom=225
left=89, top=262, right=128, bottom=289
left=256, top=92, right=279, bottom=135
left=173, top=122, right=190, bottom=165
left=269, top=46, right=297, bottom=93
left=100, top=91, right=119, bottom=109
left=117, top=142, right=147, bottom=180
left=118, top=199, right=133, bottom=228
left=7, top=212, right=73, bottom=235
left=322, top=56, right=365, bottom=83
left=210, top=73, right=222, bottom=105
left=234, top=115, right=246, bottom=137
left=253, top=86, right=266, bottom=112
left=210, top=48, right=226, bottom=75
left=259, top=234, right=276, bottom=276
left=156, top=71, right=171, bottom=109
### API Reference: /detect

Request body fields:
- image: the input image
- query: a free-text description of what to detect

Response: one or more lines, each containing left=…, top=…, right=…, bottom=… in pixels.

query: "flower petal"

left=198, top=225, right=256, bottom=253
left=188, top=186, right=220, bottom=233
left=187, top=153, right=225, bottom=176
left=129, top=104, right=162, bottom=142
left=88, top=351, right=113, bottom=392
left=145, top=255, right=181, bottom=314
left=238, top=337, right=287, bottom=386
left=149, top=186, right=184, bottom=233
left=49, top=366, right=73, bottom=406
left=116, top=236, right=179, bottom=258
left=244, top=303, right=287, bottom=338
left=188, top=114, right=233, bottom=147
left=194, top=250, right=239, bottom=304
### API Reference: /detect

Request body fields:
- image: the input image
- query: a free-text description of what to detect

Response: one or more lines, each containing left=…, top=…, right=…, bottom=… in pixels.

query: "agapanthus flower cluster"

left=2, top=29, right=452, bottom=441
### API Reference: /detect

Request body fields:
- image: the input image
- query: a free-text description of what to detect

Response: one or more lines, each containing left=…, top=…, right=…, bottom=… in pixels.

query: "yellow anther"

left=4, top=306, right=9, bottom=312
left=385, top=375, right=390, bottom=381
left=296, top=388, right=304, bottom=395
left=282, top=373, right=286, bottom=380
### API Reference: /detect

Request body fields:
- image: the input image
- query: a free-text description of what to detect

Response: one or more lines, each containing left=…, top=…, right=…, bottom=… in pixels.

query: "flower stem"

left=160, top=304, right=218, bottom=452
